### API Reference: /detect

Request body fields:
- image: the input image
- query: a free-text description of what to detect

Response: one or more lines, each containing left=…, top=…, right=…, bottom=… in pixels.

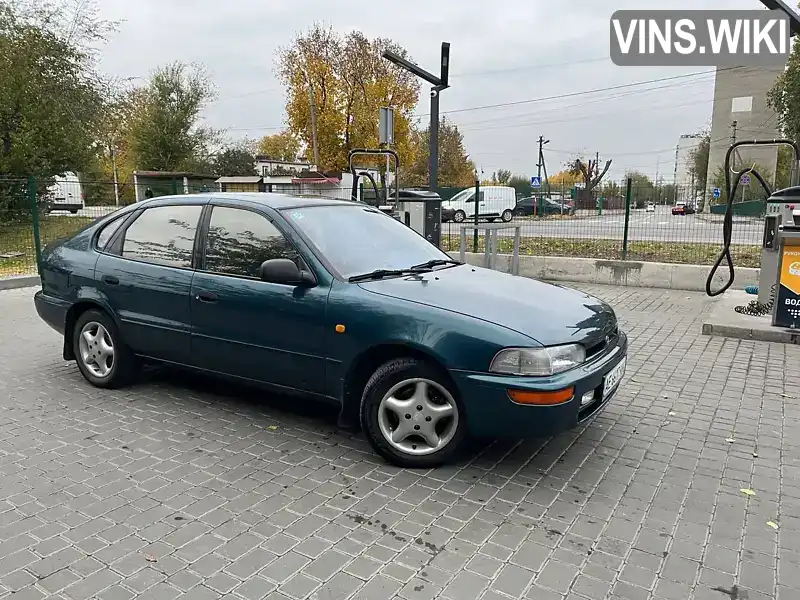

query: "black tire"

left=487, top=218, right=496, bottom=223
left=360, top=358, right=466, bottom=468
left=453, top=210, right=466, bottom=223
left=73, top=309, right=138, bottom=389
left=501, top=209, right=513, bottom=222
left=70, top=209, right=78, bottom=214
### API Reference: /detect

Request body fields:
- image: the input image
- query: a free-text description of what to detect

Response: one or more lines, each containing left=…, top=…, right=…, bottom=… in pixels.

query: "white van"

left=46, top=172, right=84, bottom=214
left=441, top=185, right=516, bottom=223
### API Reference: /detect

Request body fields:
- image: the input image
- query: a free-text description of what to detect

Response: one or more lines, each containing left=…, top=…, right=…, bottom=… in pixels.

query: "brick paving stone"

left=0, top=283, right=799, bottom=599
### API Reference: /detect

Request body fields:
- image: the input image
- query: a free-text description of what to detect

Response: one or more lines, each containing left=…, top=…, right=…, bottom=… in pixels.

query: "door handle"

left=102, top=275, right=119, bottom=285
left=195, top=291, right=218, bottom=303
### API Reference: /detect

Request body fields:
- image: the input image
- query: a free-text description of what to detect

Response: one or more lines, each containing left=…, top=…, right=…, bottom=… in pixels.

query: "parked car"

left=45, top=172, right=84, bottom=214
left=33, top=193, right=628, bottom=468
left=514, top=196, right=575, bottom=217
left=671, top=201, right=695, bottom=215
left=441, top=186, right=516, bottom=224
left=645, top=202, right=655, bottom=213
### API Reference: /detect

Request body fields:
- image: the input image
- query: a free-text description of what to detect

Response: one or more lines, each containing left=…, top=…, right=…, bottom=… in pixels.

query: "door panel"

left=189, top=205, right=328, bottom=394
left=95, top=204, right=204, bottom=364
left=191, top=273, right=329, bottom=393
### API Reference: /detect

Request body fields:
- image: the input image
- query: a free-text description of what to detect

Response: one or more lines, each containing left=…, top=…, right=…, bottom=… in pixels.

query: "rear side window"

left=96, top=217, right=125, bottom=250
left=120, top=205, right=203, bottom=268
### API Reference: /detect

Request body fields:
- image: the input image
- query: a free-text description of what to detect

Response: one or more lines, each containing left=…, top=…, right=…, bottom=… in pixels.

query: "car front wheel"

left=360, top=358, right=466, bottom=468
left=453, top=210, right=466, bottom=223
left=73, top=309, right=138, bottom=389
left=501, top=209, right=513, bottom=222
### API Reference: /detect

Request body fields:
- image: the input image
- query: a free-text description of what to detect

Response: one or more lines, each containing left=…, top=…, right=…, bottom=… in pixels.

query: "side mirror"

left=259, top=259, right=315, bottom=286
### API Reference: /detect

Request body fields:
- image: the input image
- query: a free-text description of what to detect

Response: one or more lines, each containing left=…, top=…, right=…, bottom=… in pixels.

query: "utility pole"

left=655, top=155, right=660, bottom=204
left=302, top=68, right=320, bottom=169
left=672, top=143, right=679, bottom=203
left=537, top=136, right=550, bottom=213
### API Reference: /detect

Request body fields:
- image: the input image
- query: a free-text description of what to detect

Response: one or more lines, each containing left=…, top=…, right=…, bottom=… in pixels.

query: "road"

left=1, top=283, right=798, bottom=600
left=443, top=206, right=764, bottom=246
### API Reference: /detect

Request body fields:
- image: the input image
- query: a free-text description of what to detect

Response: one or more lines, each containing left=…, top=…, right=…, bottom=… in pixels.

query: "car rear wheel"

left=360, top=358, right=465, bottom=468
left=453, top=210, right=466, bottom=223
left=73, top=309, right=138, bottom=389
left=501, top=209, right=513, bottom=222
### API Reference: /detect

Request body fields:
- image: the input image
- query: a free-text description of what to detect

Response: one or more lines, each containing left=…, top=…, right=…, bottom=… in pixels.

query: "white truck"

left=46, top=172, right=84, bottom=214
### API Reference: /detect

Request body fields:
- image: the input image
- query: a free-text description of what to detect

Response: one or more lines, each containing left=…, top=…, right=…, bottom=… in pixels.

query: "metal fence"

left=0, top=177, right=764, bottom=279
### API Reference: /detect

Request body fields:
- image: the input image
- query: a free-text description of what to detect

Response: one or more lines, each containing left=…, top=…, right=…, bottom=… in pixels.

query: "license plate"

left=603, top=357, right=626, bottom=399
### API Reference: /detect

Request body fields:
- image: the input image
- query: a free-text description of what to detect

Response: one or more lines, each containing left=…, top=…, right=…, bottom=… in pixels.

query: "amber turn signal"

left=508, top=387, right=575, bottom=405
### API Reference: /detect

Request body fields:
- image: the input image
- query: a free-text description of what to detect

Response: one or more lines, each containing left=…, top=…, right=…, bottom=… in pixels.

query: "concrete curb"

left=0, top=276, right=40, bottom=291
left=701, top=289, right=800, bottom=345
left=447, top=252, right=760, bottom=293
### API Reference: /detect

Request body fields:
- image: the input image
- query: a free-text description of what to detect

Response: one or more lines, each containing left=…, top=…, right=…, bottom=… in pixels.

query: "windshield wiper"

left=348, top=268, right=430, bottom=283
left=409, top=259, right=463, bottom=271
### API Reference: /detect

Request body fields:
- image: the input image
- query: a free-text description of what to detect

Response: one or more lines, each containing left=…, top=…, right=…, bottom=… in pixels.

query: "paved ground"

left=443, top=207, right=762, bottom=245
left=1, top=284, right=799, bottom=600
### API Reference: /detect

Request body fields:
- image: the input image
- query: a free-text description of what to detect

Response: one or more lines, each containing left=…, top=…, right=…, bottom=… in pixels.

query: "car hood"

left=357, top=264, right=617, bottom=347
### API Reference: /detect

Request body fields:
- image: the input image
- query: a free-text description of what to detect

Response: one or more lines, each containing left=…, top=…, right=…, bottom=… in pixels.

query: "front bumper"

left=452, top=331, right=628, bottom=438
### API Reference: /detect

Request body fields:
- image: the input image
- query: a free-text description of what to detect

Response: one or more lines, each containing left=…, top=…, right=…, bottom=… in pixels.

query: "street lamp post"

left=382, top=43, right=450, bottom=191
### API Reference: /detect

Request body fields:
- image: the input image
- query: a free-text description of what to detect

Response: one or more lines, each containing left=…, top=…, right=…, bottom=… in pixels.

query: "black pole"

left=429, top=88, right=440, bottom=191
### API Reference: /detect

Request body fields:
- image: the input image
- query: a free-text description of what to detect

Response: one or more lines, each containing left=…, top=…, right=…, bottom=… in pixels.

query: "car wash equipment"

left=348, top=148, right=399, bottom=216
left=705, top=140, right=800, bottom=318
left=395, top=189, right=444, bottom=247
left=773, top=224, right=800, bottom=328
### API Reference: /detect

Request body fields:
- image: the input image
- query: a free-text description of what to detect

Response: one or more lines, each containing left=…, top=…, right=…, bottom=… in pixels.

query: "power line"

left=222, top=67, right=741, bottom=133
left=418, top=67, right=744, bottom=118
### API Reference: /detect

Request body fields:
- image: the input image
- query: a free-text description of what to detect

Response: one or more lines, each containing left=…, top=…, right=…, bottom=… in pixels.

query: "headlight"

left=490, top=344, right=586, bottom=376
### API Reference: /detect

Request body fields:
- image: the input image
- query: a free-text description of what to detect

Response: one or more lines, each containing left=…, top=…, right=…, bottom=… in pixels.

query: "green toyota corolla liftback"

left=34, top=193, right=627, bottom=468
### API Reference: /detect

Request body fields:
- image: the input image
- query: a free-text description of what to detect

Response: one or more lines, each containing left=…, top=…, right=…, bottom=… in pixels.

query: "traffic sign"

left=713, top=187, right=721, bottom=198
left=741, top=174, right=751, bottom=185
left=530, top=176, right=542, bottom=188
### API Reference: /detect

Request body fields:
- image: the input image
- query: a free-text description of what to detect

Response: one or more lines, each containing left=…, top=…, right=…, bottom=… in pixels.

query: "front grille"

left=585, top=324, right=618, bottom=359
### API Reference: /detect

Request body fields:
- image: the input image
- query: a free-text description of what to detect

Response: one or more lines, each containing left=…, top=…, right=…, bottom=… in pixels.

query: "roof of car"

left=142, top=192, right=357, bottom=210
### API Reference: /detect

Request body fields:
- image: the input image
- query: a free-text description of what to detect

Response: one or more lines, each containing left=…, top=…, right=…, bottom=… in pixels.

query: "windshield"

left=447, top=189, right=473, bottom=203
left=284, top=204, right=452, bottom=280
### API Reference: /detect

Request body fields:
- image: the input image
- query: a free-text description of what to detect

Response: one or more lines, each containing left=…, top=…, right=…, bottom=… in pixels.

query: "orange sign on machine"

left=774, top=238, right=800, bottom=327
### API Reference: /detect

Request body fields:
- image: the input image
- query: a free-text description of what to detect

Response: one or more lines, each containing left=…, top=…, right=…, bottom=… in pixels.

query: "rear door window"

left=120, top=205, right=203, bottom=268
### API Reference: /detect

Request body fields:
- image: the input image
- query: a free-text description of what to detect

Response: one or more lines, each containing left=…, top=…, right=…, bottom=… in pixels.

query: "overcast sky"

left=95, top=0, right=780, bottom=182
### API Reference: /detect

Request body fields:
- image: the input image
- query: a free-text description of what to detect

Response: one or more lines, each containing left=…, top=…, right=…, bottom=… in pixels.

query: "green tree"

left=212, top=146, right=257, bottom=177
left=492, top=169, right=512, bottom=185
left=0, top=2, right=107, bottom=180
left=127, top=62, right=219, bottom=172
left=710, top=162, right=773, bottom=204
left=687, top=131, right=710, bottom=199
left=507, top=175, right=532, bottom=198
left=404, top=117, right=476, bottom=187
left=769, top=29, right=800, bottom=145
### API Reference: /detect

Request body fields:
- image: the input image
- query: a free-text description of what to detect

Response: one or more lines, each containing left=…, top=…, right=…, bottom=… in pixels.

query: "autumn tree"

left=276, top=24, right=420, bottom=171
left=507, top=175, right=532, bottom=198
left=405, top=117, right=476, bottom=188
left=258, top=130, right=301, bottom=161
left=548, top=170, right=582, bottom=189
left=127, top=62, right=220, bottom=172
left=568, top=156, right=612, bottom=204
